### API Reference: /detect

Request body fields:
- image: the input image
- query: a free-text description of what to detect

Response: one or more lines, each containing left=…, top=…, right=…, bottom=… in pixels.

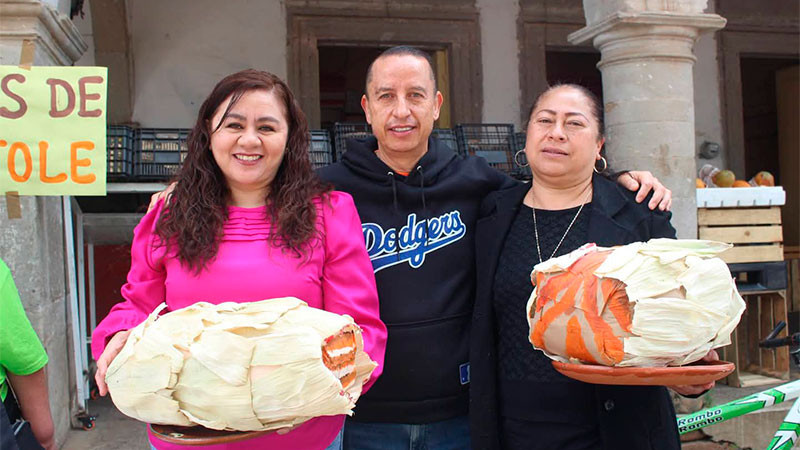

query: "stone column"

left=0, top=0, right=87, bottom=444
left=569, top=0, right=725, bottom=238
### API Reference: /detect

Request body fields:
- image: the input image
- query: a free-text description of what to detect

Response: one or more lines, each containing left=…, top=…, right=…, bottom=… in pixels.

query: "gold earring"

left=514, top=150, right=529, bottom=168
left=594, top=156, right=608, bottom=173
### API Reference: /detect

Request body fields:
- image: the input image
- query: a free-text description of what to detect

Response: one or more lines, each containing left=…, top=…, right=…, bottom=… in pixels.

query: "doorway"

left=545, top=51, right=602, bottom=103
left=317, top=46, right=382, bottom=130
left=740, top=57, right=800, bottom=250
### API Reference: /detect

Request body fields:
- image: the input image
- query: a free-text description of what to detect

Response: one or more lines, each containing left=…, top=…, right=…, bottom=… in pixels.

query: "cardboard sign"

left=0, top=66, right=107, bottom=196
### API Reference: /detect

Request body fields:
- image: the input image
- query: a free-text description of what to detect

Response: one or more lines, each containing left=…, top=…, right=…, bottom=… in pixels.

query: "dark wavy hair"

left=155, top=69, right=331, bottom=271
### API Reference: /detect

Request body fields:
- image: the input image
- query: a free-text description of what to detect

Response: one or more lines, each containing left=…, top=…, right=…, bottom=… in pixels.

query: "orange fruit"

left=712, top=169, right=736, bottom=187
left=696, top=178, right=706, bottom=188
left=753, top=171, right=775, bottom=186
left=733, top=180, right=750, bottom=188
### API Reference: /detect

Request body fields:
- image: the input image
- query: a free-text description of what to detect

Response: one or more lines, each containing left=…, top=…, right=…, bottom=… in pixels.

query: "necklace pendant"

left=531, top=187, right=591, bottom=264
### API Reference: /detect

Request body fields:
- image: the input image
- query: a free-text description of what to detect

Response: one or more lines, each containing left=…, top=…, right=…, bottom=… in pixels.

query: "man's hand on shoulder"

left=616, top=171, right=672, bottom=212
left=148, top=182, right=176, bottom=212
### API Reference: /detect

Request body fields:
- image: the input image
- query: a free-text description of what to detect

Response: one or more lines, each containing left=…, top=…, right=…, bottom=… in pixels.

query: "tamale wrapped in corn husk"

left=526, top=239, right=745, bottom=367
left=105, top=297, right=377, bottom=431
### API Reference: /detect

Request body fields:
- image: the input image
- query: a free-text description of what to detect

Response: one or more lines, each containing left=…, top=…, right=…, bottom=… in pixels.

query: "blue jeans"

left=326, top=427, right=344, bottom=450
left=342, top=415, right=470, bottom=450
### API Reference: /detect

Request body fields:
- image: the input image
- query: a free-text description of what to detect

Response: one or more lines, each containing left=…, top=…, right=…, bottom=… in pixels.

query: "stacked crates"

left=133, top=128, right=191, bottom=180
left=333, top=123, right=372, bottom=161
left=455, top=124, right=517, bottom=177
left=332, top=123, right=463, bottom=160
left=105, top=123, right=526, bottom=180
left=106, top=126, right=135, bottom=180
left=431, top=128, right=459, bottom=155
left=697, top=187, right=790, bottom=387
left=309, top=130, right=334, bottom=169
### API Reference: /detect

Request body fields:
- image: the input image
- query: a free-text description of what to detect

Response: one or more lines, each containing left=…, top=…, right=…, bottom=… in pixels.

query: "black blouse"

left=492, top=203, right=602, bottom=449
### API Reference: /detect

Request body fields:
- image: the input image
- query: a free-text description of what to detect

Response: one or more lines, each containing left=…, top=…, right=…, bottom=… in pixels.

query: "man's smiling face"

left=361, top=54, right=443, bottom=160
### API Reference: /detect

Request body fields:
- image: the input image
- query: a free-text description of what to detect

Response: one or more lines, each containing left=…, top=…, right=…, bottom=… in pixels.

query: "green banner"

left=0, top=65, right=107, bottom=195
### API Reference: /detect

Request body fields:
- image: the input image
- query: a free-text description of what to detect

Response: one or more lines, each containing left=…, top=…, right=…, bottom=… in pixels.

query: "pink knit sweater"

left=91, top=191, right=386, bottom=450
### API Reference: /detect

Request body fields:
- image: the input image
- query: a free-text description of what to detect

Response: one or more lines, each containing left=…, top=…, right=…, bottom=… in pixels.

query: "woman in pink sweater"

left=91, top=70, right=387, bottom=450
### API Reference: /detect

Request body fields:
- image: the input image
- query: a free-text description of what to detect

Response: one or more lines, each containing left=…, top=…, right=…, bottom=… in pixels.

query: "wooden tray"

left=552, top=360, right=735, bottom=386
left=149, top=424, right=268, bottom=446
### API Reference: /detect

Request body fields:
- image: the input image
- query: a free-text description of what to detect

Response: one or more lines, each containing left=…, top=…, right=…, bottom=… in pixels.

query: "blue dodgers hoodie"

left=317, top=136, right=516, bottom=423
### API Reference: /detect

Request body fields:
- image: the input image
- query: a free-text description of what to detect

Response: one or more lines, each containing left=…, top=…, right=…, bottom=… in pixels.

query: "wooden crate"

left=698, top=207, right=784, bottom=264
left=719, top=290, right=789, bottom=387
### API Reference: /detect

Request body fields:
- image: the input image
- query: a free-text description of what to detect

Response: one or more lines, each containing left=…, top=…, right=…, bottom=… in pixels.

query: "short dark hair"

left=364, top=46, right=437, bottom=95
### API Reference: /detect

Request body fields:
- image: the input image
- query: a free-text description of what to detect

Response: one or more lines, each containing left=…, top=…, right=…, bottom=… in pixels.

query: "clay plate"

left=551, top=360, right=735, bottom=386
left=149, top=424, right=268, bottom=446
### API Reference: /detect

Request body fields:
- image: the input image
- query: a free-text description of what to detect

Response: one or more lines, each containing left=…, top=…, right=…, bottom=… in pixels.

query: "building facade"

left=0, top=0, right=797, bottom=446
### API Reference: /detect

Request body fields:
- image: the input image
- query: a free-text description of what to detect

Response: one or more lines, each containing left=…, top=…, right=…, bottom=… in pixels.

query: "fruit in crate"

left=695, top=178, right=706, bottom=188
left=711, top=169, right=736, bottom=188
left=751, top=171, right=775, bottom=187
left=732, top=180, right=750, bottom=188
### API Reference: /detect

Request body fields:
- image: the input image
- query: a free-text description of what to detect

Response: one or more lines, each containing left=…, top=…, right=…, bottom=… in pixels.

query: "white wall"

left=477, top=0, right=522, bottom=128
left=129, top=0, right=287, bottom=127
left=123, top=0, right=725, bottom=140
left=692, top=1, right=726, bottom=173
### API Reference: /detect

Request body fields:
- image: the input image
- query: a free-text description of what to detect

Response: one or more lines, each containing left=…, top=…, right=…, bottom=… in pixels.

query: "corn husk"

left=526, top=239, right=745, bottom=367
left=105, top=297, right=377, bottom=431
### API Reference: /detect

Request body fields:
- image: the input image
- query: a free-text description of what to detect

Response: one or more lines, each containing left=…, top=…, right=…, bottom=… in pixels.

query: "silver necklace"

left=531, top=187, right=593, bottom=263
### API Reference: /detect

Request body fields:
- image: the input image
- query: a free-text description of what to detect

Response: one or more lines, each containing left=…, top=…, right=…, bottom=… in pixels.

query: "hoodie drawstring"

left=388, top=167, right=430, bottom=256
left=417, top=166, right=429, bottom=246
left=388, top=171, right=401, bottom=255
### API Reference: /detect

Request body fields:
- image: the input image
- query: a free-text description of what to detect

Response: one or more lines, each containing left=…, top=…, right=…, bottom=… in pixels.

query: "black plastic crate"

left=333, top=122, right=373, bottom=161
left=134, top=128, right=190, bottom=180
left=107, top=125, right=134, bottom=180
left=309, top=130, right=334, bottom=169
left=455, top=124, right=517, bottom=176
left=432, top=128, right=459, bottom=155
left=333, top=124, right=461, bottom=160
left=511, top=131, right=532, bottom=180
left=728, top=261, right=788, bottom=292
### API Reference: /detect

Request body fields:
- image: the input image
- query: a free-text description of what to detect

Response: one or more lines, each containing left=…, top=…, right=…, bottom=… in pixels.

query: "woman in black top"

left=469, top=84, right=716, bottom=450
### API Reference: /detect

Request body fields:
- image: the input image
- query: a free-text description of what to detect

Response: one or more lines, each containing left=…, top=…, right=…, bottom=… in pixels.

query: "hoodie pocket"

left=366, top=314, right=471, bottom=402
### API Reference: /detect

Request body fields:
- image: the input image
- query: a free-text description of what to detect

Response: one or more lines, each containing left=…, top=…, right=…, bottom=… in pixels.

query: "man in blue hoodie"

left=316, top=46, right=671, bottom=450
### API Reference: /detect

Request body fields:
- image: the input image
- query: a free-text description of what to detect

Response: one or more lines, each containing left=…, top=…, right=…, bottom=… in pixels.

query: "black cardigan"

left=469, top=175, right=680, bottom=450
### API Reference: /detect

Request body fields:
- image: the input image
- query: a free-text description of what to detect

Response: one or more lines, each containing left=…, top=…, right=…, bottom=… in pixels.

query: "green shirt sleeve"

left=0, top=259, right=49, bottom=401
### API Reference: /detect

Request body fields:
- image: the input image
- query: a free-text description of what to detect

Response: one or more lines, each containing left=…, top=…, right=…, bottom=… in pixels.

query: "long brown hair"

left=156, top=69, right=331, bottom=271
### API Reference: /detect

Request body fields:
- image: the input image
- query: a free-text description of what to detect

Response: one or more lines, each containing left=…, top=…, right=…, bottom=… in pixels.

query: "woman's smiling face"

left=209, top=89, right=288, bottom=203
left=525, top=86, right=604, bottom=183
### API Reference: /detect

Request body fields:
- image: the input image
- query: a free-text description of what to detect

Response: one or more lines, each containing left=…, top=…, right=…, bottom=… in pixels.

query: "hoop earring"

left=594, top=156, right=608, bottom=173
left=514, top=149, right=529, bottom=168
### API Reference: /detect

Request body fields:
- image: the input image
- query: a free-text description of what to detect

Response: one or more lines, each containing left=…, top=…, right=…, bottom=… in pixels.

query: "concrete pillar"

left=569, top=0, right=725, bottom=238
left=476, top=0, right=522, bottom=128
left=692, top=1, right=725, bottom=172
left=0, top=0, right=87, bottom=445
